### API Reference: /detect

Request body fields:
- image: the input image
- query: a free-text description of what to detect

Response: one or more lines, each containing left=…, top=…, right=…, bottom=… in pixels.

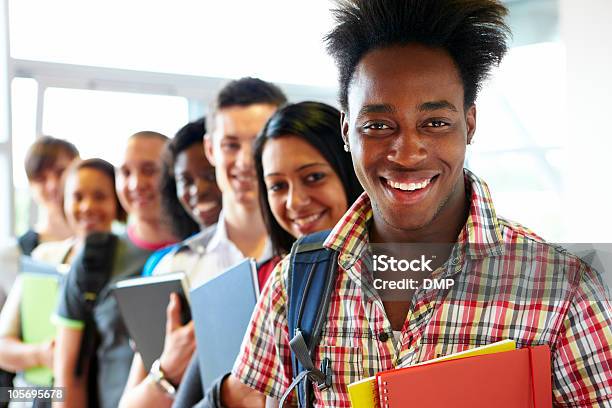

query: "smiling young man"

left=116, top=132, right=179, bottom=247
left=226, top=0, right=612, bottom=407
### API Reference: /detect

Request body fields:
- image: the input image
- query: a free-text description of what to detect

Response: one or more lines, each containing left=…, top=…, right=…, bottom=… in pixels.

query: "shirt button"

left=378, top=332, right=389, bottom=342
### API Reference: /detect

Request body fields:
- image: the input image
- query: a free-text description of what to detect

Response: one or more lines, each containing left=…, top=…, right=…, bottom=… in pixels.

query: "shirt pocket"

left=313, top=345, right=362, bottom=407
left=416, top=336, right=502, bottom=362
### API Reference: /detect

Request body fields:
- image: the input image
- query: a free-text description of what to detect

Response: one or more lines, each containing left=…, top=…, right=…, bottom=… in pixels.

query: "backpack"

left=280, top=229, right=338, bottom=408
left=71, top=232, right=118, bottom=377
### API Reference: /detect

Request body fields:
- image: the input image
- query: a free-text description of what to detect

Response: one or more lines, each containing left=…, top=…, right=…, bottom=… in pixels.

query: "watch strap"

left=149, top=358, right=177, bottom=398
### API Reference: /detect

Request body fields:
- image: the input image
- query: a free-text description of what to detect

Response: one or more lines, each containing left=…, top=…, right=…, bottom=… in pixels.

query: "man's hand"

left=158, top=293, right=195, bottom=385
left=221, top=374, right=267, bottom=407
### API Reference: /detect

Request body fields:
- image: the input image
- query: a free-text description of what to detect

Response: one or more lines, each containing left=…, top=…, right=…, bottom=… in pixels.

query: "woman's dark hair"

left=62, top=158, right=127, bottom=223
left=254, top=101, right=363, bottom=256
left=25, top=136, right=79, bottom=181
left=324, top=0, right=511, bottom=109
left=159, top=118, right=207, bottom=239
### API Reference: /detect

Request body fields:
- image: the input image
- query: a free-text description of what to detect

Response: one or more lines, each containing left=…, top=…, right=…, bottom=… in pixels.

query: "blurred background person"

left=0, top=136, right=79, bottom=404
left=19, top=137, right=80, bottom=255
left=167, top=118, right=222, bottom=235
left=53, top=132, right=178, bottom=408
left=0, top=158, right=126, bottom=407
left=141, top=118, right=222, bottom=277
left=1, top=136, right=79, bottom=304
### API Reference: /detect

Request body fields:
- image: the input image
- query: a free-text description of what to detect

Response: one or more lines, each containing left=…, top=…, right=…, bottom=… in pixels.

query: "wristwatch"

left=149, top=358, right=177, bottom=398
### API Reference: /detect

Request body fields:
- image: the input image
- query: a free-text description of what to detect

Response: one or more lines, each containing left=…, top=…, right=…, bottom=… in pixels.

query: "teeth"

left=81, top=219, right=101, bottom=225
left=234, top=175, right=254, bottom=182
left=387, top=178, right=431, bottom=191
left=293, top=213, right=322, bottom=226
left=196, top=202, right=219, bottom=212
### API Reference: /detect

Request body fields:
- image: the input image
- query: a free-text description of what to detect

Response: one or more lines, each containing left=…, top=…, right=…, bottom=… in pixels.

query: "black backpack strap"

left=280, top=229, right=338, bottom=408
left=72, top=232, right=118, bottom=376
left=17, top=230, right=39, bottom=256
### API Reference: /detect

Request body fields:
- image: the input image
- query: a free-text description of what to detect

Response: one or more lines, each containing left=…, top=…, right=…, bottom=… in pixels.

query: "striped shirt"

left=233, top=170, right=612, bottom=407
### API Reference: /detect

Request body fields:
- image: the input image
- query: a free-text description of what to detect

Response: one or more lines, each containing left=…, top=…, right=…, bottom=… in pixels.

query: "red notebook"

left=376, top=345, right=552, bottom=408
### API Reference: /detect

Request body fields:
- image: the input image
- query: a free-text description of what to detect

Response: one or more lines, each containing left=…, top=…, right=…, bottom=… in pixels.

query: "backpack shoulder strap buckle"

left=316, top=358, right=332, bottom=391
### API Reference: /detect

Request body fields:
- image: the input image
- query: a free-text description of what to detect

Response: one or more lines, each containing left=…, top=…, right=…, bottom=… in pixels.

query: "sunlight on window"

left=9, top=0, right=337, bottom=86
left=11, top=77, right=38, bottom=188
left=42, top=88, right=188, bottom=166
left=467, top=42, right=567, bottom=240
left=11, top=78, right=38, bottom=235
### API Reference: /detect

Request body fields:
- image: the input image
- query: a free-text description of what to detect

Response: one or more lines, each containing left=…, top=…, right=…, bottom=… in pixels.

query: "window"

left=9, top=85, right=189, bottom=235
left=9, top=0, right=337, bottom=86
left=42, top=88, right=189, bottom=166
left=467, top=42, right=566, bottom=240
left=11, top=77, right=38, bottom=235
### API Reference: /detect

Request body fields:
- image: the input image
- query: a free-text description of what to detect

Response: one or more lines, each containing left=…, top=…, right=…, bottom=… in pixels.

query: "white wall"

left=561, top=0, right=612, bottom=242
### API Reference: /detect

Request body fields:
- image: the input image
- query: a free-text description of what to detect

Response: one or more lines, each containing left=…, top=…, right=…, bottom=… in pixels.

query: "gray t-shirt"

left=56, top=233, right=154, bottom=408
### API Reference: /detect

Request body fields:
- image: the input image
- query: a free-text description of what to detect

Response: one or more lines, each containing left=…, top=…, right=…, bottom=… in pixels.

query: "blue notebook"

left=190, top=258, right=259, bottom=390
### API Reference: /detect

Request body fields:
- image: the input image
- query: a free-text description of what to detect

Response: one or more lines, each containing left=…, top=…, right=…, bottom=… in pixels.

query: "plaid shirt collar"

left=324, top=169, right=506, bottom=272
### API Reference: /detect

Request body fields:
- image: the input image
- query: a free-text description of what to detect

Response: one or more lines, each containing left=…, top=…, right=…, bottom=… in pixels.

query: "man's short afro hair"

left=324, top=0, right=511, bottom=110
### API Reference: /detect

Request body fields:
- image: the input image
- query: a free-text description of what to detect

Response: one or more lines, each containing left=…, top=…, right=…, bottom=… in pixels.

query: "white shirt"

left=153, top=211, right=272, bottom=289
left=0, top=240, right=21, bottom=308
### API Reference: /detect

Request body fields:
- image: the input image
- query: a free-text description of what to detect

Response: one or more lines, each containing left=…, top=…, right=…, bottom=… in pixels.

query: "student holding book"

left=221, top=1, right=612, bottom=407
left=0, top=137, right=79, bottom=335
left=0, top=136, right=79, bottom=400
left=118, top=78, right=287, bottom=408
left=53, top=132, right=178, bottom=408
left=172, top=101, right=364, bottom=406
left=0, top=158, right=126, bottom=407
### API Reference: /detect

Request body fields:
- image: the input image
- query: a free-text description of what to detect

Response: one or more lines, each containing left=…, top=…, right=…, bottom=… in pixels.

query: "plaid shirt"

left=233, top=170, right=612, bottom=407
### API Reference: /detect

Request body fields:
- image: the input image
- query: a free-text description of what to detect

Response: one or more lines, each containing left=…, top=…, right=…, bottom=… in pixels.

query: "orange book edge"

left=376, top=344, right=551, bottom=408
left=348, top=339, right=516, bottom=408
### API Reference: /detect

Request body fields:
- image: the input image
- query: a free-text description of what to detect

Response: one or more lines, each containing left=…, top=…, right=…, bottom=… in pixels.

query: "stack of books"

left=348, top=339, right=552, bottom=408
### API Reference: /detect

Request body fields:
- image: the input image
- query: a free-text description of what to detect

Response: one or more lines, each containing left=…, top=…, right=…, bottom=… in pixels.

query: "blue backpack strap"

left=141, top=244, right=178, bottom=276
left=280, top=230, right=338, bottom=408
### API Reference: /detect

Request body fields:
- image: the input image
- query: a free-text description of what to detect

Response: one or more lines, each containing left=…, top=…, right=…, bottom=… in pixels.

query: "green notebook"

left=20, top=273, right=60, bottom=386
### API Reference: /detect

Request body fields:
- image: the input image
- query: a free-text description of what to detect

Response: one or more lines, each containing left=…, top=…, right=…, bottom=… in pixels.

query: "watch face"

left=151, top=359, right=162, bottom=378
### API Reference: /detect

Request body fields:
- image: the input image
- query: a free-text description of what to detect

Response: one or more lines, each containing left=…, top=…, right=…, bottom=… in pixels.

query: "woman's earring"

left=343, top=143, right=350, bottom=152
